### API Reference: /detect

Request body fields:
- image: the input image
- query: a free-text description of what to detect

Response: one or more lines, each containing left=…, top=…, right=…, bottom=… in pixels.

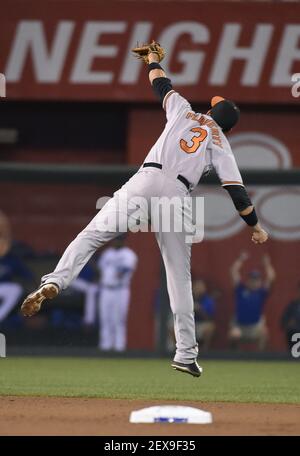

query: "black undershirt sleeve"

left=224, top=185, right=258, bottom=226
left=152, top=77, right=173, bottom=103
left=223, top=185, right=252, bottom=212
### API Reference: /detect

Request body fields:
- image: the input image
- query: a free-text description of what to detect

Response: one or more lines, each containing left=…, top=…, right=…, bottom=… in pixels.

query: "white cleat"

left=21, top=283, right=59, bottom=317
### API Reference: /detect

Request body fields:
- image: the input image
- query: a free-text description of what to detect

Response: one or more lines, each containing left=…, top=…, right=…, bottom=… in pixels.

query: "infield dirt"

left=0, top=396, right=299, bottom=435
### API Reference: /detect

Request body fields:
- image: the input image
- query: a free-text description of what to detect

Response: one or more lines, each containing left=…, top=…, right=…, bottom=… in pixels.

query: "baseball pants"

left=42, top=168, right=198, bottom=363
left=99, top=287, right=130, bottom=351
left=70, top=278, right=98, bottom=325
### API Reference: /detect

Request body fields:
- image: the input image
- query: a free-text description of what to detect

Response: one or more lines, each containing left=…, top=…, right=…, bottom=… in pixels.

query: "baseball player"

left=21, top=41, right=268, bottom=377
left=98, top=236, right=137, bottom=351
left=70, top=263, right=98, bottom=326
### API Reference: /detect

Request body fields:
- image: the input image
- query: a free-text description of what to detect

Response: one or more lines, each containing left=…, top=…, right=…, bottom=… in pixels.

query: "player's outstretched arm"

left=131, top=40, right=166, bottom=81
left=212, top=143, right=268, bottom=245
left=224, top=185, right=268, bottom=245
left=148, top=51, right=166, bottom=83
left=147, top=51, right=176, bottom=109
left=131, top=41, right=176, bottom=108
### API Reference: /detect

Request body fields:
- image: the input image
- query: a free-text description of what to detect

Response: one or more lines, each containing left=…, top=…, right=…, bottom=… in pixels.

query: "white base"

left=130, top=405, right=212, bottom=424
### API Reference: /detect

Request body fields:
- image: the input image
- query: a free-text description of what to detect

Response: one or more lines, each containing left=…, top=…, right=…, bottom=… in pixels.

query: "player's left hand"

left=252, top=226, right=268, bottom=244
left=132, top=40, right=165, bottom=64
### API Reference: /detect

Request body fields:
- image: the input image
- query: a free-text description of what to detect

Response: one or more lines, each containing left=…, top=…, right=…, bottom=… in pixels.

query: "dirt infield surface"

left=0, top=397, right=299, bottom=436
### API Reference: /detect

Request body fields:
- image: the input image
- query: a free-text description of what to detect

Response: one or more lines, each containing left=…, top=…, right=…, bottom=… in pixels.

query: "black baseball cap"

left=210, top=96, right=240, bottom=132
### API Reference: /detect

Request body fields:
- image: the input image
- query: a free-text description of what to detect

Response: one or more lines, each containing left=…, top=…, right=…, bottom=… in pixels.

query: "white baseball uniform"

left=42, top=90, right=243, bottom=364
left=98, top=246, right=137, bottom=351
left=0, top=283, right=23, bottom=321
left=71, top=278, right=98, bottom=325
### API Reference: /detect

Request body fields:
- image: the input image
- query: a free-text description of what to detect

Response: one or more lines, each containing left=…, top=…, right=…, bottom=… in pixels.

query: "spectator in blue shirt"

left=229, top=251, right=276, bottom=350
left=193, top=278, right=216, bottom=351
left=0, top=212, right=34, bottom=322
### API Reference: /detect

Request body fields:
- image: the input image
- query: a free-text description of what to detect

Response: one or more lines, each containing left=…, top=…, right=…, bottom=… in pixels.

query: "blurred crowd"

left=1, top=210, right=300, bottom=353
left=168, top=252, right=299, bottom=353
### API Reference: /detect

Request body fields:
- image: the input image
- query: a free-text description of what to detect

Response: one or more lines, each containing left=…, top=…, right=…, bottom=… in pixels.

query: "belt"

left=143, top=162, right=191, bottom=192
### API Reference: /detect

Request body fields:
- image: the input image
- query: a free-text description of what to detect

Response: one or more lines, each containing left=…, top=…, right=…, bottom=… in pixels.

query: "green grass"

left=0, top=357, right=299, bottom=404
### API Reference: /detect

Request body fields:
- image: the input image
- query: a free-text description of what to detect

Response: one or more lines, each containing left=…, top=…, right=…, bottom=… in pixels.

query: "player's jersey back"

left=143, top=91, right=243, bottom=190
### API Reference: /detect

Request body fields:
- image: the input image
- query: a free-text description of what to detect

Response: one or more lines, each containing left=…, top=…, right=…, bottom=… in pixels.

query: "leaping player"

left=21, top=42, right=268, bottom=377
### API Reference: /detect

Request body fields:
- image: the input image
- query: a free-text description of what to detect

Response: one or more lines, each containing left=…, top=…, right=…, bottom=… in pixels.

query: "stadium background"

left=0, top=0, right=300, bottom=354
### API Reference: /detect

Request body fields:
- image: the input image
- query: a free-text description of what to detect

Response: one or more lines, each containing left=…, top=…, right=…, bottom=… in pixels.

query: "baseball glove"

left=131, top=40, right=165, bottom=64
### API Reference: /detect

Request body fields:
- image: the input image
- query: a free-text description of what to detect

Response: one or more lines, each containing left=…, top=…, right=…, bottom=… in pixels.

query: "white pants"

left=42, top=168, right=198, bottom=363
left=71, top=278, right=98, bottom=325
left=99, top=287, right=130, bottom=351
left=0, top=282, right=23, bottom=321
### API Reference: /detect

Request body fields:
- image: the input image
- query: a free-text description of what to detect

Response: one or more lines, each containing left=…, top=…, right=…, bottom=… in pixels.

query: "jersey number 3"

left=180, top=127, right=207, bottom=154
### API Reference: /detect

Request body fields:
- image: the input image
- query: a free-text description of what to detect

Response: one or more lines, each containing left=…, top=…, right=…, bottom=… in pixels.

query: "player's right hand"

left=251, top=226, right=268, bottom=244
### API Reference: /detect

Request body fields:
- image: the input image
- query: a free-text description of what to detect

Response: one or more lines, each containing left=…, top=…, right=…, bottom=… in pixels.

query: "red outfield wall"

left=0, top=1, right=300, bottom=103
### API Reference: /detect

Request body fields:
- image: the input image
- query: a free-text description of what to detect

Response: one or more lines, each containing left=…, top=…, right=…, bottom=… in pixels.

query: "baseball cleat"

left=21, top=283, right=59, bottom=317
left=171, top=360, right=203, bottom=378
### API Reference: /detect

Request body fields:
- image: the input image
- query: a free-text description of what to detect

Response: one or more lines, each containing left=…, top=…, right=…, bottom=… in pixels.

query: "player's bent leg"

left=21, top=196, right=127, bottom=317
left=21, top=170, right=158, bottom=318
left=41, top=221, right=118, bottom=291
